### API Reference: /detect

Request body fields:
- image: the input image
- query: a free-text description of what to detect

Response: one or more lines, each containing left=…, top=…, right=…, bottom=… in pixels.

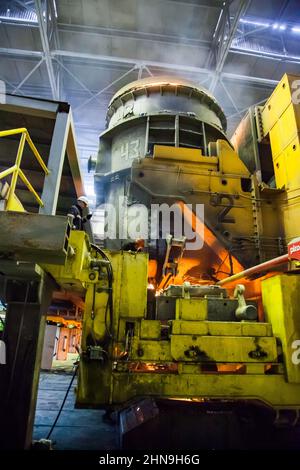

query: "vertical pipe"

left=144, top=115, right=150, bottom=156
left=175, top=114, right=179, bottom=147
left=202, top=122, right=207, bottom=156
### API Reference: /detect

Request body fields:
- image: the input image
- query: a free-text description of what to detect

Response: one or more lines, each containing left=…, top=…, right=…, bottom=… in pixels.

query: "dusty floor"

left=33, top=371, right=118, bottom=450
left=33, top=369, right=300, bottom=450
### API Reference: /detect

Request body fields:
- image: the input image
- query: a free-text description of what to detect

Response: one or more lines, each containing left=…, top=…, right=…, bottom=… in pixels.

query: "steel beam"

left=144, top=65, right=153, bottom=77
left=166, top=0, right=224, bottom=7
left=220, top=79, right=242, bottom=116
left=57, top=22, right=211, bottom=48
left=66, top=112, right=85, bottom=199
left=54, top=57, right=97, bottom=100
left=0, top=93, right=60, bottom=118
left=0, top=47, right=280, bottom=88
left=39, top=110, right=70, bottom=215
left=230, top=47, right=300, bottom=65
left=12, top=0, right=35, bottom=12
left=209, top=0, right=250, bottom=93
left=0, top=47, right=42, bottom=58
left=34, top=0, right=58, bottom=99
left=53, top=49, right=210, bottom=77
left=222, top=72, right=278, bottom=87
left=227, top=97, right=268, bottom=119
left=0, top=13, right=211, bottom=48
left=11, top=57, right=45, bottom=95
left=205, top=2, right=229, bottom=69
left=0, top=75, right=25, bottom=96
left=74, top=66, right=137, bottom=112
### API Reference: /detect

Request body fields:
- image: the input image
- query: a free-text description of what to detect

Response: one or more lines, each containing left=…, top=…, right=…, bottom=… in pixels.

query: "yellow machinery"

left=1, top=74, right=300, bottom=448
left=44, top=74, right=300, bottom=437
left=45, top=234, right=300, bottom=414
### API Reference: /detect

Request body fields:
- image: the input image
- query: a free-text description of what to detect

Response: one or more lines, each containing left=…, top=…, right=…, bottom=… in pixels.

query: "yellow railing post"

left=18, top=168, right=44, bottom=207
left=0, top=165, right=16, bottom=181
left=0, top=128, right=49, bottom=211
left=6, top=132, right=26, bottom=211
left=25, top=130, right=49, bottom=175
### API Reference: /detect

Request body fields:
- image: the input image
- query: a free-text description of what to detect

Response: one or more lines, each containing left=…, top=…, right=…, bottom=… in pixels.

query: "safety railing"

left=0, top=127, right=49, bottom=210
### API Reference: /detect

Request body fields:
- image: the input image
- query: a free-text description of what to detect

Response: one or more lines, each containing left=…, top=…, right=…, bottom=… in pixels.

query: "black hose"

left=46, top=365, right=78, bottom=440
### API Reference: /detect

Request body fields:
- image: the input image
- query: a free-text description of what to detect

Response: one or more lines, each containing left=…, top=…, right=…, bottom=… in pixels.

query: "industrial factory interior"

left=1, top=0, right=300, bottom=460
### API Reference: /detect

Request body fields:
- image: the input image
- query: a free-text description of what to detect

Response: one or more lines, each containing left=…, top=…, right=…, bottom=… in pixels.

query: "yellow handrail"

left=0, top=127, right=49, bottom=210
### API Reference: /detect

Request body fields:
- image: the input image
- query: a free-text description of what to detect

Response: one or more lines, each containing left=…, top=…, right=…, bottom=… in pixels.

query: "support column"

left=39, top=110, right=70, bottom=215
left=0, top=272, right=55, bottom=449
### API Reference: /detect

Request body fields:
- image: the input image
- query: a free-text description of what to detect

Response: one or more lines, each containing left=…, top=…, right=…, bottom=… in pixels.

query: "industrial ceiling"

left=0, top=0, right=300, bottom=201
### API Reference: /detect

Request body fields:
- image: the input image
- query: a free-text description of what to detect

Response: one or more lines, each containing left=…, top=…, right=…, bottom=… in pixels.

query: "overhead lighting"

left=53, top=0, right=58, bottom=18
left=231, top=45, right=300, bottom=62
left=240, top=18, right=270, bottom=28
left=0, top=14, right=37, bottom=23
left=240, top=17, right=298, bottom=34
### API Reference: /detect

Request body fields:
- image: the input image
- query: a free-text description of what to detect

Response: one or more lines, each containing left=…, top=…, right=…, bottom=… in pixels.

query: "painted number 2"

left=210, top=193, right=235, bottom=224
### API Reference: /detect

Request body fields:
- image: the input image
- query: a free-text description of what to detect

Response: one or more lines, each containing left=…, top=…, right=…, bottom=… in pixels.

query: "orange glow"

left=168, top=397, right=206, bottom=402
left=127, top=362, right=178, bottom=373
left=46, top=315, right=81, bottom=328
left=176, top=201, right=244, bottom=279
left=156, top=202, right=245, bottom=290
left=52, top=290, right=85, bottom=310
left=148, top=259, right=158, bottom=278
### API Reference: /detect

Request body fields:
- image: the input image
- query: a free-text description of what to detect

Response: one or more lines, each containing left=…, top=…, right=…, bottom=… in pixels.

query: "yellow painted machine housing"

left=131, top=133, right=281, bottom=274
left=44, top=74, right=300, bottom=420
left=68, top=245, right=300, bottom=413
left=44, top=233, right=300, bottom=413
left=257, top=73, right=300, bottom=247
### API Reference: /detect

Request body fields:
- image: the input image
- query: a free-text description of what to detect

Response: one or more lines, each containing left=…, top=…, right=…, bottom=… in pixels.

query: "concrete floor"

left=33, top=371, right=118, bottom=450
left=33, top=371, right=300, bottom=450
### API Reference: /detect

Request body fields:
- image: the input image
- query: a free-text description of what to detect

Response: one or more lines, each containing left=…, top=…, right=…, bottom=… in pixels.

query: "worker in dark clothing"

left=68, top=195, right=92, bottom=230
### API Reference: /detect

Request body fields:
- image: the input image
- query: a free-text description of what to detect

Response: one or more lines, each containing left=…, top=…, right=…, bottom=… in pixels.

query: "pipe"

left=217, top=253, right=289, bottom=286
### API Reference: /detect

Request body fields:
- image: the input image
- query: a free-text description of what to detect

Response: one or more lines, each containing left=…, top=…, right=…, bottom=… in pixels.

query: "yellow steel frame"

left=0, top=127, right=49, bottom=210
left=43, top=232, right=300, bottom=414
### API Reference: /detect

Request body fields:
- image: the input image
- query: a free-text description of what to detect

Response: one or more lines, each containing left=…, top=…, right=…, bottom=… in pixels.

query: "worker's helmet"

left=77, top=195, right=89, bottom=206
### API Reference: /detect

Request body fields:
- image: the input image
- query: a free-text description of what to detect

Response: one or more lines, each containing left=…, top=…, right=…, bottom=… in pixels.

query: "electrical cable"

left=90, top=243, right=114, bottom=338
left=91, top=282, right=96, bottom=321
left=46, top=364, right=78, bottom=440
